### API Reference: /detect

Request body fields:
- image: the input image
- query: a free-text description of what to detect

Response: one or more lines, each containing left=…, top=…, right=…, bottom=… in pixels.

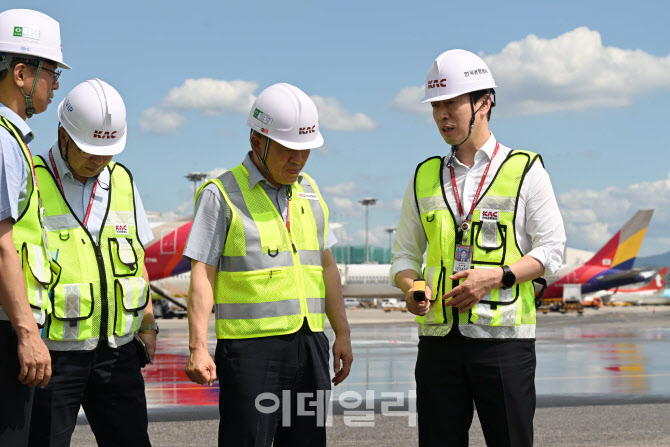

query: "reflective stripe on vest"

left=414, top=150, right=541, bottom=339
left=0, top=117, right=58, bottom=325
left=34, top=157, right=148, bottom=351
left=203, top=164, right=328, bottom=339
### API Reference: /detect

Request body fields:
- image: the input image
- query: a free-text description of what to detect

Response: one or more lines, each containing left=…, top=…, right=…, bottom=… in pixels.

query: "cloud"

left=311, top=96, right=377, bottom=131
left=331, top=197, right=362, bottom=216
left=138, top=107, right=188, bottom=134
left=207, top=167, right=228, bottom=180
left=322, top=181, right=359, bottom=197
left=393, top=27, right=670, bottom=117
left=390, top=198, right=404, bottom=211
left=140, top=80, right=376, bottom=135
left=139, top=79, right=258, bottom=134
left=391, top=86, right=427, bottom=114
left=162, top=79, right=258, bottom=116
left=559, top=172, right=670, bottom=254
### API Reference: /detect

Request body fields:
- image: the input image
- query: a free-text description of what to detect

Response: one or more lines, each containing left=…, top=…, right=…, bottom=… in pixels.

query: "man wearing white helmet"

left=0, top=8, right=69, bottom=445
left=26, top=79, right=156, bottom=447
left=184, top=82, right=353, bottom=446
left=391, top=50, right=566, bottom=446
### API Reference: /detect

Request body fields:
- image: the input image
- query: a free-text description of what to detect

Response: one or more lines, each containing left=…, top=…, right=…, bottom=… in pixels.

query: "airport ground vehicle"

left=344, top=298, right=360, bottom=308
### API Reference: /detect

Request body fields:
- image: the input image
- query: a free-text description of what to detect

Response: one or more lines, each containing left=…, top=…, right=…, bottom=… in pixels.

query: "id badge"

left=454, top=244, right=473, bottom=273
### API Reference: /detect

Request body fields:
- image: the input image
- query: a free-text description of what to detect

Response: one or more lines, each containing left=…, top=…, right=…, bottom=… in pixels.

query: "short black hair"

left=470, top=89, right=495, bottom=121
left=0, top=56, right=49, bottom=82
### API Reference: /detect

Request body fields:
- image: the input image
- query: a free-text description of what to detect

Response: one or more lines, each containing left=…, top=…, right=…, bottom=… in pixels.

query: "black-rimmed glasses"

left=27, top=62, right=62, bottom=83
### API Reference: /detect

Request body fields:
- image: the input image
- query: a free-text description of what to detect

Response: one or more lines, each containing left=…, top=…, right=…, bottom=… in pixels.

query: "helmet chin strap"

left=58, top=135, right=73, bottom=170
left=1, top=54, right=43, bottom=119
left=249, top=129, right=276, bottom=179
left=446, top=90, right=493, bottom=167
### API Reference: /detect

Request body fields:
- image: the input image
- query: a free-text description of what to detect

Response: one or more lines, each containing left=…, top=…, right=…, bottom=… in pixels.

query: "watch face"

left=502, top=267, right=515, bottom=288
left=504, top=273, right=515, bottom=287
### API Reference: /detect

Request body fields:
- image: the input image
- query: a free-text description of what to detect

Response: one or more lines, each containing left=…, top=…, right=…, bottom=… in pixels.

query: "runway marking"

left=537, top=372, right=670, bottom=381
left=144, top=372, right=670, bottom=391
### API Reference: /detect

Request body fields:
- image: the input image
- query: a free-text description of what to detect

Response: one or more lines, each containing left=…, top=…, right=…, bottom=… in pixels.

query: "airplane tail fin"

left=635, top=266, right=668, bottom=291
left=584, top=209, right=654, bottom=270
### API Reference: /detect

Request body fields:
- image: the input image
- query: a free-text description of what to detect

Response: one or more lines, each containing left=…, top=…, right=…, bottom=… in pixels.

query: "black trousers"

left=0, top=321, right=35, bottom=447
left=215, top=322, right=331, bottom=447
left=28, top=342, right=151, bottom=447
left=416, top=329, right=536, bottom=447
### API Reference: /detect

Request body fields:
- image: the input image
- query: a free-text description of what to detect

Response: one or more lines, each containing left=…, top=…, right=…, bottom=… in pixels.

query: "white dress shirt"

left=390, top=133, right=566, bottom=285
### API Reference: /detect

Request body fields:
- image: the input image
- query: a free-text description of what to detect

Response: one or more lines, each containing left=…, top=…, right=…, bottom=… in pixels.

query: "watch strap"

left=138, top=322, right=159, bottom=334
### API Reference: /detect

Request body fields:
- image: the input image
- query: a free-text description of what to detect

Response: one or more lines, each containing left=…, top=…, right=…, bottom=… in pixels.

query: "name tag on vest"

left=298, top=192, right=318, bottom=200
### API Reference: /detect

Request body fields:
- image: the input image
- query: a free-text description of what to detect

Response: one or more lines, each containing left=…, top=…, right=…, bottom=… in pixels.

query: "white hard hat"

left=245, top=83, right=324, bottom=150
left=0, top=9, right=70, bottom=69
left=421, top=49, right=496, bottom=104
left=58, top=79, right=127, bottom=156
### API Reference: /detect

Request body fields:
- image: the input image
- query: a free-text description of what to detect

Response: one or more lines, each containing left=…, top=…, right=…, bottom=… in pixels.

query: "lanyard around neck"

left=449, top=141, right=500, bottom=239
left=49, top=148, right=98, bottom=227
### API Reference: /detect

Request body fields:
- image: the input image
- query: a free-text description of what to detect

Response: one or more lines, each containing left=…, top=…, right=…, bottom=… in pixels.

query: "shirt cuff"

left=182, top=248, right=219, bottom=268
left=389, top=258, right=423, bottom=287
left=526, top=247, right=561, bottom=276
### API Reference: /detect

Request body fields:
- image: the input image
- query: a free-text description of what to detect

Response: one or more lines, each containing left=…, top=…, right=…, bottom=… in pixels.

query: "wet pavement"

left=139, top=307, right=670, bottom=411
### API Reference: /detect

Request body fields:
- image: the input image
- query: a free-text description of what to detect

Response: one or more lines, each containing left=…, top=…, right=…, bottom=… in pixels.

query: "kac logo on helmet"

left=299, top=125, right=316, bottom=135
left=93, top=130, right=117, bottom=140
left=427, top=79, right=447, bottom=89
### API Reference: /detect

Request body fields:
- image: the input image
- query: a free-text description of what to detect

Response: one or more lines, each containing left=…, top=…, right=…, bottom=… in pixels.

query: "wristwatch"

left=501, top=265, right=516, bottom=289
left=138, top=322, right=159, bottom=334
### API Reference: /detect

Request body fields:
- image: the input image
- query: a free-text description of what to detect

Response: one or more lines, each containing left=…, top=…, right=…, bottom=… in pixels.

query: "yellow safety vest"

left=414, top=150, right=541, bottom=339
left=201, top=164, right=329, bottom=339
left=34, top=156, right=148, bottom=350
left=0, top=117, right=59, bottom=325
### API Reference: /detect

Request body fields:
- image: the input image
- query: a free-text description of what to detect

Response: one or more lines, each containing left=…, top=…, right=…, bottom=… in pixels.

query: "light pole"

left=185, top=172, right=208, bottom=201
left=385, top=226, right=397, bottom=263
left=358, top=198, right=377, bottom=263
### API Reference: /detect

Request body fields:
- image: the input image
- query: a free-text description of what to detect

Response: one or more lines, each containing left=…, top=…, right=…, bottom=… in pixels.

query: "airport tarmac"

left=71, top=306, right=670, bottom=446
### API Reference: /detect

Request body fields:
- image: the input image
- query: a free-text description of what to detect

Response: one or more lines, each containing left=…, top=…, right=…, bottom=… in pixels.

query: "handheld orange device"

left=413, top=279, right=426, bottom=302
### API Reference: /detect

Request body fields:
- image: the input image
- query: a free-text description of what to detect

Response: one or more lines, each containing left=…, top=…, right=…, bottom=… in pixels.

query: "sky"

left=10, top=0, right=670, bottom=256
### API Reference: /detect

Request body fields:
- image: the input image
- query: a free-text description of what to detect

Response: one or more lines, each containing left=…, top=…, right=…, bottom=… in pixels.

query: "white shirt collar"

left=477, top=132, right=498, bottom=161
left=0, top=102, right=34, bottom=143
left=452, top=132, right=497, bottom=168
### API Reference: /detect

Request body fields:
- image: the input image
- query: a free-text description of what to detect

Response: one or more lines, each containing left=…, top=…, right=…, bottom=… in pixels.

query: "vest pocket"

left=20, top=242, right=60, bottom=311
left=114, top=277, right=149, bottom=338
left=115, top=277, right=150, bottom=314
left=470, top=283, right=520, bottom=327
left=108, top=238, right=139, bottom=277
left=471, top=222, right=506, bottom=265
left=50, top=282, right=95, bottom=321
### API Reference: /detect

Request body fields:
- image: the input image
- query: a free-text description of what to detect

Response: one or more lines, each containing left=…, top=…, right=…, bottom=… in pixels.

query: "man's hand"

left=331, top=334, right=353, bottom=386
left=405, top=284, right=432, bottom=316
left=185, top=348, right=217, bottom=386
left=16, top=331, right=51, bottom=388
left=443, top=268, right=502, bottom=312
left=138, top=330, right=157, bottom=363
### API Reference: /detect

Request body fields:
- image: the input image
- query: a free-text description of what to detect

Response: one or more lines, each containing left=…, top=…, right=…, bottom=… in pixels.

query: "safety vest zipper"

left=94, top=245, right=109, bottom=344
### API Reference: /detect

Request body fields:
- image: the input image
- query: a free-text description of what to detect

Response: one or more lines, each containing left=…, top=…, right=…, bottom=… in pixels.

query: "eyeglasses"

left=26, top=62, right=61, bottom=83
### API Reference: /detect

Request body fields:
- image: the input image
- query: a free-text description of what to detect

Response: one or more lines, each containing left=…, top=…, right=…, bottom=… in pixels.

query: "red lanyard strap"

left=49, top=148, right=98, bottom=227
left=449, top=141, right=499, bottom=233
left=286, top=195, right=291, bottom=233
